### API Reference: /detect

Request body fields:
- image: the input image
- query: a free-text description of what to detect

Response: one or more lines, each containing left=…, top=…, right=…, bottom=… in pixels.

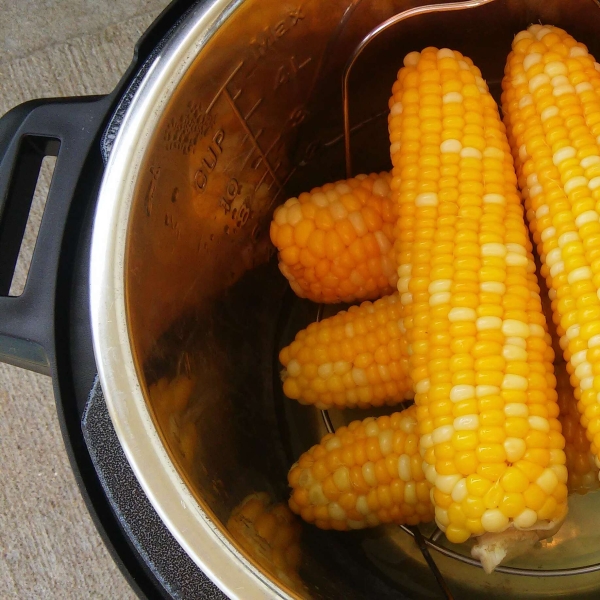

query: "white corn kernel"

left=551, top=464, right=568, bottom=484
left=450, top=385, right=476, bottom=402
left=529, top=73, right=550, bottom=92
left=454, top=414, right=480, bottom=431
left=430, top=292, right=451, bottom=306
left=429, top=279, right=452, bottom=293
left=398, top=455, right=412, bottom=482
left=564, top=176, right=588, bottom=195
left=352, top=368, right=368, bottom=386
left=356, top=496, right=369, bottom=515
left=503, top=344, right=528, bottom=362
left=514, top=508, right=538, bottom=530
left=540, top=106, right=559, bottom=121
left=416, top=192, right=439, bottom=207
left=379, top=430, right=394, bottom=455
left=451, top=478, right=468, bottom=503
left=309, top=485, right=328, bottom=506
left=432, top=425, right=455, bottom=445
left=544, top=62, right=567, bottom=77
left=436, top=474, right=461, bottom=495
left=448, top=307, right=477, bottom=322
left=481, top=243, right=507, bottom=257
left=435, top=507, right=450, bottom=528
left=528, top=416, right=550, bottom=432
left=362, top=462, right=377, bottom=487
left=523, top=53, right=542, bottom=70
left=502, top=374, right=528, bottom=391
left=504, top=438, right=527, bottom=462
left=441, top=139, right=462, bottom=153
left=476, top=385, right=500, bottom=398
left=390, top=102, right=404, bottom=116
left=541, top=226, right=557, bottom=242
left=481, top=509, right=509, bottom=533
left=477, top=316, right=502, bottom=331
left=502, top=319, right=529, bottom=337
left=348, top=211, right=367, bottom=236
left=536, top=469, right=558, bottom=494
left=404, top=51, right=421, bottom=67
left=483, top=193, right=506, bottom=204
left=415, top=378, right=430, bottom=394
left=553, top=146, right=576, bottom=165
left=505, top=403, right=529, bottom=417
left=576, top=82, right=593, bottom=94
left=328, top=502, right=347, bottom=521
left=575, top=211, right=599, bottom=227
left=480, top=281, right=506, bottom=294
left=460, top=147, right=482, bottom=159
left=443, top=92, right=463, bottom=104
left=568, top=266, right=592, bottom=284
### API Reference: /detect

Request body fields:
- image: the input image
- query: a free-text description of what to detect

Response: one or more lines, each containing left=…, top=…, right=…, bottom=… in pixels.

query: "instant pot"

left=3, top=0, right=600, bottom=598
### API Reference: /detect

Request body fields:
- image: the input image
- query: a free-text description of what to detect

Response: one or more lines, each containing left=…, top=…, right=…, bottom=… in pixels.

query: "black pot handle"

left=0, top=96, right=112, bottom=375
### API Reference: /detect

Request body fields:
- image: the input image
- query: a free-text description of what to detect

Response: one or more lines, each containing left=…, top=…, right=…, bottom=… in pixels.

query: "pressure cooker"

left=3, top=0, right=600, bottom=598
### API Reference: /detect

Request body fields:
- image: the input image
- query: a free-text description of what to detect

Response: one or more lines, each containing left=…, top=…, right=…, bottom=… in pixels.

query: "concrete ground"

left=0, top=1, right=168, bottom=597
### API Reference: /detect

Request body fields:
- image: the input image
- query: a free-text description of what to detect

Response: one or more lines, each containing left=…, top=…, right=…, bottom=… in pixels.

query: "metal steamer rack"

left=304, top=0, right=600, bottom=596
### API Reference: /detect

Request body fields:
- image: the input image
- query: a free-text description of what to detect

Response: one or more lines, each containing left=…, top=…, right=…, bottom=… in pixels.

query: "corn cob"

left=556, top=358, right=600, bottom=493
left=149, top=375, right=197, bottom=466
left=270, top=173, right=398, bottom=303
left=279, top=292, right=413, bottom=409
left=539, top=262, right=600, bottom=493
left=227, top=493, right=304, bottom=592
left=388, top=47, right=567, bottom=564
left=288, top=405, right=434, bottom=529
left=502, top=24, right=600, bottom=470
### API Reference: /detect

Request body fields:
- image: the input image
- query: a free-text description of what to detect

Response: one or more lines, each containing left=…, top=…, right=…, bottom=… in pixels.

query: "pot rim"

left=89, top=1, right=289, bottom=597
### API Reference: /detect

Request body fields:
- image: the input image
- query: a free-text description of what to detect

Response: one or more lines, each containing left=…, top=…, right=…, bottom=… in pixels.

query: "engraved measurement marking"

left=255, top=169, right=269, bottom=190
left=194, top=129, right=225, bottom=193
left=266, top=133, right=282, bottom=157
left=244, top=98, right=262, bottom=120
left=218, top=178, right=241, bottom=212
left=205, top=61, right=244, bottom=114
left=274, top=55, right=312, bottom=90
left=224, top=87, right=283, bottom=189
left=249, top=7, right=305, bottom=60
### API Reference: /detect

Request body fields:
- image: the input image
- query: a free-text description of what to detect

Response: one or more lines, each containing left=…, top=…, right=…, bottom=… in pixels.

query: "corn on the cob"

left=279, top=292, right=413, bottom=409
left=539, top=261, right=600, bottom=493
left=149, top=375, right=197, bottom=466
left=227, top=493, right=304, bottom=592
left=502, top=24, right=600, bottom=474
left=288, top=405, right=434, bottom=529
left=270, top=173, right=398, bottom=303
left=388, top=47, right=567, bottom=561
left=556, top=358, right=600, bottom=493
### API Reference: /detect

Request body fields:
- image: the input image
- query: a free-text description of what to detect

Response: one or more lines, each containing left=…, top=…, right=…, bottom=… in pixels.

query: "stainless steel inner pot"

left=90, top=0, right=600, bottom=597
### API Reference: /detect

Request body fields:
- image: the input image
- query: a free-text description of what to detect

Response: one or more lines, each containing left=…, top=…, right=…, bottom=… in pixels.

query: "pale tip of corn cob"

left=471, top=519, right=564, bottom=574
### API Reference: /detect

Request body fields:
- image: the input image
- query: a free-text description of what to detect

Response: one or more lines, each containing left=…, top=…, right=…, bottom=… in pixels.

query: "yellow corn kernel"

left=288, top=406, right=434, bottom=529
left=271, top=173, right=398, bottom=303
left=280, top=293, right=413, bottom=409
left=228, top=493, right=304, bottom=592
left=391, top=46, right=567, bottom=542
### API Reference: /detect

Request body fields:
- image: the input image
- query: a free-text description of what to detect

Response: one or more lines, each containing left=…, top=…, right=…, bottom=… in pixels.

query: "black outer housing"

left=0, top=1, right=224, bottom=598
